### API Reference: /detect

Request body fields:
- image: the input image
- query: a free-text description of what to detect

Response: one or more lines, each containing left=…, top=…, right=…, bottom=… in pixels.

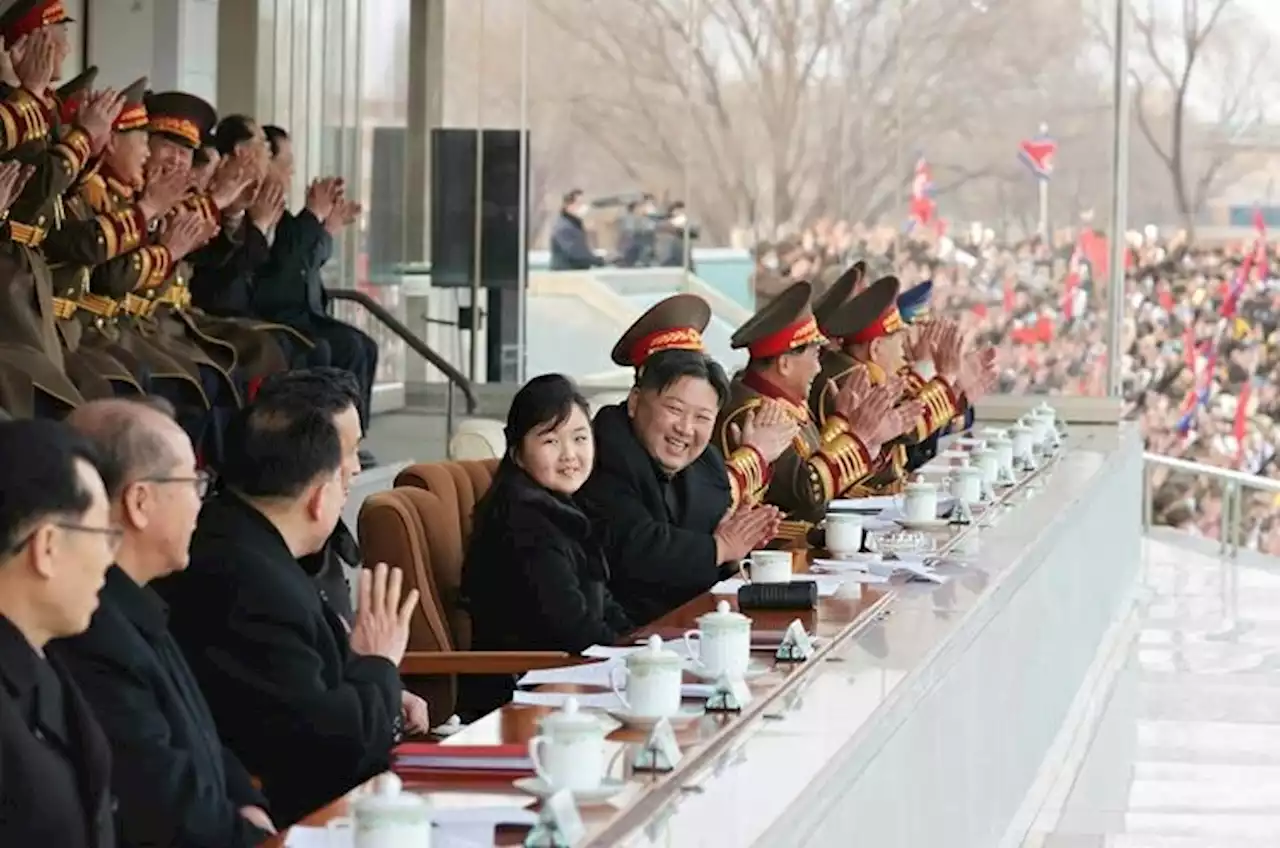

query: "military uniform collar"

left=101, top=168, right=136, bottom=201
left=741, top=369, right=810, bottom=420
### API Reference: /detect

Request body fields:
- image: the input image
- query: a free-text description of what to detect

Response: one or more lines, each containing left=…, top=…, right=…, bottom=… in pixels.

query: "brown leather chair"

left=359, top=461, right=567, bottom=721
left=395, top=459, right=498, bottom=542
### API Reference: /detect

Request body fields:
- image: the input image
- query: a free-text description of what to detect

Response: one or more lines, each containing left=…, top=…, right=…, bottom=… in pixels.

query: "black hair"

left=562, top=188, right=584, bottom=207
left=472, top=374, right=591, bottom=540
left=0, top=420, right=101, bottom=555
left=220, top=368, right=358, bottom=499
left=254, top=367, right=362, bottom=418
left=502, top=373, right=591, bottom=455
left=667, top=200, right=686, bottom=216
left=635, top=349, right=730, bottom=408
left=67, top=398, right=179, bottom=499
left=263, top=125, right=289, bottom=157
left=213, top=114, right=257, bottom=156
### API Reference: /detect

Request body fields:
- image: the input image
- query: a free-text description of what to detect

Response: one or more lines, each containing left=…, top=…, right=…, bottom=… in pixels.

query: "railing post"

left=445, top=383, right=456, bottom=460
left=1141, top=460, right=1152, bottom=531
left=1231, top=483, right=1244, bottom=559
left=1220, top=480, right=1235, bottom=557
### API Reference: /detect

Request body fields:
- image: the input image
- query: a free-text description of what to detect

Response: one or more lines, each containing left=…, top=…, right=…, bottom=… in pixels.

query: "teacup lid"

left=972, top=447, right=998, bottom=462
left=629, top=634, right=682, bottom=668
left=1009, top=421, right=1033, bottom=435
left=952, top=463, right=983, bottom=477
left=1034, top=401, right=1056, bottom=417
left=542, top=696, right=604, bottom=733
left=354, top=773, right=429, bottom=814
left=989, top=434, right=1012, bottom=447
left=906, top=478, right=936, bottom=492
left=699, top=599, right=750, bottom=630
left=980, top=427, right=1008, bottom=438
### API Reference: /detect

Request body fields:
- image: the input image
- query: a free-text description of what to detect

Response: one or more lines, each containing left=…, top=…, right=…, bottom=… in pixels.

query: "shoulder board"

left=717, top=394, right=763, bottom=452
left=78, top=173, right=109, bottom=215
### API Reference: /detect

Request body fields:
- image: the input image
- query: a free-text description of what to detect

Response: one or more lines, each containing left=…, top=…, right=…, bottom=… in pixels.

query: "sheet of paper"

left=286, top=826, right=347, bottom=848
left=517, top=660, right=617, bottom=687
left=809, top=560, right=892, bottom=582
left=512, top=690, right=623, bottom=710
left=709, top=576, right=844, bottom=597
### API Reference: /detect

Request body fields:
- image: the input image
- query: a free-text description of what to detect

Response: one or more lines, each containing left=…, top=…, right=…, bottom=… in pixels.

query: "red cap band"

left=747, top=315, right=824, bottom=359
left=629, top=326, right=704, bottom=367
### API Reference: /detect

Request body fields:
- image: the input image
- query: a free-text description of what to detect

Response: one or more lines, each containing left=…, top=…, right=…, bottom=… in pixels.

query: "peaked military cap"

left=896, top=279, right=934, bottom=324
left=55, top=64, right=95, bottom=125
left=823, top=275, right=900, bottom=341
left=114, top=77, right=148, bottom=133
left=846, top=275, right=907, bottom=345
left=0, top=0, right=71, bottom=44
left=812, top=260, right=866, bottom=328
left=611, top=293, right=711, bottom=367
left=730, top=281, right=825, bottom=359
left=144, top=90, right=217, bottom=149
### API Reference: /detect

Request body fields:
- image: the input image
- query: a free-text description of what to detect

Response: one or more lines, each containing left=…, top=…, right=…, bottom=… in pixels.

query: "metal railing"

left=1142, top=452, right=1280, bottom=558
left=327, top=289, right=478, bottom=447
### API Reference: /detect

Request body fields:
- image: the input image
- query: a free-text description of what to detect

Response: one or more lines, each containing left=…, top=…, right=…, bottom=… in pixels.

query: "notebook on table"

left=392, top=742, right=534, bottom=779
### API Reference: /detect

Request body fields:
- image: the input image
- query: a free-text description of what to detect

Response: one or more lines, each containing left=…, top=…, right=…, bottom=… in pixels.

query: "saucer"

left=895, top=518, right=951, bottom=531
left=513, top=775, right=627, bottom=805
left=606, top=705, right=706, bottom=730
left=686, top=661, right=771, bottom=682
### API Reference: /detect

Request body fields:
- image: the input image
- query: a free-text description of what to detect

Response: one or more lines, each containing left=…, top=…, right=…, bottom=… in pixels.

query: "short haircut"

left=213, top=114, right=257, bottom=156
left=220, top=368, right=357, bottom=499
left=65, top=399, right=180, bottom=500
left=0, top=420, right=101, bottom=554
left=562, top=188, right=584, bottom=206
left=263, top=124, right=289, bottom=157
left=193, top=145, right=215, bottom=168
left=253, top=367, right=361, bottom=419
left=635, top=349, right=730, bottom=408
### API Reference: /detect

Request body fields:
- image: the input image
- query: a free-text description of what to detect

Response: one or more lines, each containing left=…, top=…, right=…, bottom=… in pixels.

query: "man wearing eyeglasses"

left=0, top=419, right=119, bottom=848
left=51, top=398, right=276, bottom=847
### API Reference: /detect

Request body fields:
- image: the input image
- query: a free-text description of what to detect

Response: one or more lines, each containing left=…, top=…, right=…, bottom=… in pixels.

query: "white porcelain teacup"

left=741, top=549, right=792, bottom=584
left=683, top=601, right=751, bottom=679
left=527, top=698, right=612, bottom=792
left=609, top=635, right=683, bottom=718
left=949, top=465, right=984, bottom=505
left=326, top=773, right=432, bottom=848
left=825, top=512, right=863, bottom=556
left=897, top=479, right=939, bottom=523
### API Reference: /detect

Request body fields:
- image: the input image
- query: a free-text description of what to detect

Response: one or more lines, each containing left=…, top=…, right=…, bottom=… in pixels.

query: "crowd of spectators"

left=752, top=220, right=1280, bottom=552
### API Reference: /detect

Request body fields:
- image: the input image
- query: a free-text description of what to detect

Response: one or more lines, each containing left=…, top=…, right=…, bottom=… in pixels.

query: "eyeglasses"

left=6, top=521, right=124, bottom=556
left=139, top=469, right=214, bottom=500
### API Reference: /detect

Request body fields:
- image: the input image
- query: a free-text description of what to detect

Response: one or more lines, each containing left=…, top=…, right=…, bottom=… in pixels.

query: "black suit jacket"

left=153, top=492, right=403, bottom=827
left=577, top=403, right=735, bottom=625
left=189, top=217, right=273, bottom=318
left=51, top=566, right=271, bottom=848
left=0, top=615, right=115, bottom=848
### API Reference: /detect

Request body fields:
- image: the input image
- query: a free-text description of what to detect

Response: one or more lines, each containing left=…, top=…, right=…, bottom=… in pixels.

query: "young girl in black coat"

left=459, top=374, right=633, bottom=718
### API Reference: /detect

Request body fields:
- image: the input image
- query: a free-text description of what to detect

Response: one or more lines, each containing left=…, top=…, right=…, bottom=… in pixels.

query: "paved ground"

left=1031, top=535, right=1280, bottom=847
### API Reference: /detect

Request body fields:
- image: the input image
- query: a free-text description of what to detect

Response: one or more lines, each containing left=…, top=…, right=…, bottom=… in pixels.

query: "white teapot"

left=326, top=773, right=432, bottom=848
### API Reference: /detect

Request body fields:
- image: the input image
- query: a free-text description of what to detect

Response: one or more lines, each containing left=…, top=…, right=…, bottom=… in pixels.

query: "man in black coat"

left=0, top=418, right=119, bottom=848
left=577, top=296, right=792, bottom=625
left=153, top=369, right=425, bottom=826
left=251, top=126, right=378, bottom=467
left=52, top=398, right=275, bottom=847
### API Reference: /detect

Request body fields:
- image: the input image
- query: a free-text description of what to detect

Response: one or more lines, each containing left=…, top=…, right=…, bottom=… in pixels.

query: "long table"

left=277, top=423, right=1144, bottom=847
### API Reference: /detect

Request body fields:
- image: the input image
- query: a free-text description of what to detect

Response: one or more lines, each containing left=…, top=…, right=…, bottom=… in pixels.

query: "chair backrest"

left=396, top=459, right=499, bottom=542
left=448, top=418, right=507, bottom=460
left=358, top=487, right=464, bottom=719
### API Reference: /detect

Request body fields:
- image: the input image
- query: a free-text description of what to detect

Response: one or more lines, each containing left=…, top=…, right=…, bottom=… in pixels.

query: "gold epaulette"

left=51, top=297, right=77, bottom=319
left=77, top=293, right=120, bottom=318
left=121, top=293, right=154, bottom=317
left=8, top=221, right=45, bottom=246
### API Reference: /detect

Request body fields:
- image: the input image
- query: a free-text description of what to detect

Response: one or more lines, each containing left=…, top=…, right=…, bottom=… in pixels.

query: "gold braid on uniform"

left=77, top=174, right=147, bottom=260
left=805, top=412, right=874, bottom=504
left=725, top=445, right=767, bottom=510
left=903, top=371, right=961, bottom=443
left=50, top=126, right=93, bottom=180
left=0, top=88, right=51, bottom=152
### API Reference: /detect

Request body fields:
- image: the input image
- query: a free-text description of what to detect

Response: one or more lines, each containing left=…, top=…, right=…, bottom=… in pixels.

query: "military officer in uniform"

left=45, top=77, right=189, bottom=401
left=810, top=270, right=994, bottom=496
left=145, top=92, right=312, bottom=396
left=716, top=281, right=915, bottom=529
left=0, top=0, right=122, bottom=418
